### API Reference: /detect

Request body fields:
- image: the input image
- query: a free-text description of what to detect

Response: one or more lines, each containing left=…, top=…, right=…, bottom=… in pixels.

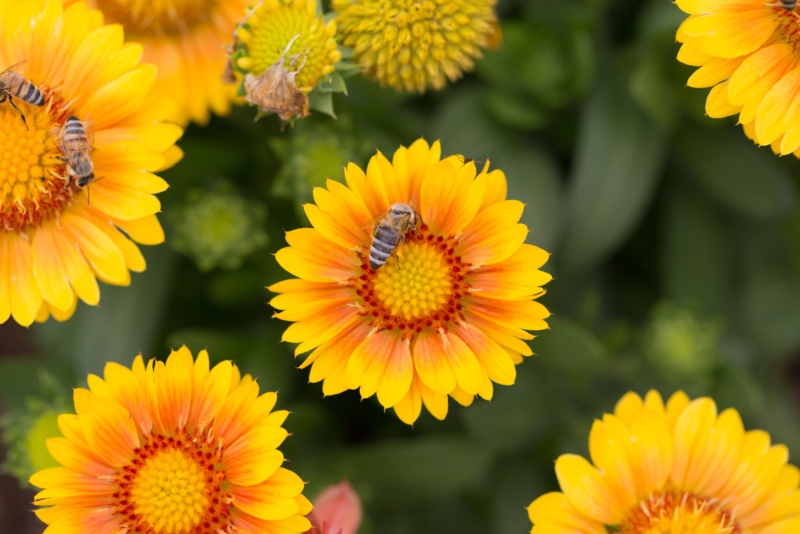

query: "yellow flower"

left=270, top=139, right=551, bottom=425
left=0, top=0, right=181, bottom=327
left=68, top=0, right=250, bottom=125
left=236, top=0, right=341, bottom=93
left=31, top=347, right=312, bottom=534
left=333, top=0, right=501, bottom=93
left=676, top=1, right=800, bottom=157
left=528, top=390, right=800, bottom=533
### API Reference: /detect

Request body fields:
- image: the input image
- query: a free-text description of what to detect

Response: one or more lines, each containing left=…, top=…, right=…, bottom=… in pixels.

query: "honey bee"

left=51, top=115, right=95, bottom=194
left=0, top=61, right=45, bottom=130
left=368, top=203, right=421, bottom=270
left=779, top=0, right=798, bottom=11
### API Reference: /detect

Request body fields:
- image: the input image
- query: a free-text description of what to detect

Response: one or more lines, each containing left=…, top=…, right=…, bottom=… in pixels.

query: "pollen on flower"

left=0, top=88, right=73, bottom=232
left=114, top=428, right=231, bottom=534
left=350, top=225, right=471, bottom=340
left=621, top=492, right=741, bottom=534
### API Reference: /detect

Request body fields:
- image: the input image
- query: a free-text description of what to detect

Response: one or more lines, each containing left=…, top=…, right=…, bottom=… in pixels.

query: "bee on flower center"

left=0, top=60, right=45, bottom=131
left=51, top=114, right=96, bottom=196
left=779, top=0, right=798, bottom=11
left=368, top=203, right=422, bottom=270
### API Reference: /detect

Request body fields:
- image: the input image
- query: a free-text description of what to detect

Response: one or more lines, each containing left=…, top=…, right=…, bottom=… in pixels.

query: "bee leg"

left=5, top=96, right=28, bottom=131
left=393, top=234, right=405, bottom=270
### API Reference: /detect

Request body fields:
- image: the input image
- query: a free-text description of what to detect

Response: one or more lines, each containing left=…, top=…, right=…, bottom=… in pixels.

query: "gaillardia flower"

left=270, top=139, right=551, bottom=425
left=67, top=0, right=250, bottom=125
left=676, top=1, right=800, bottom=156
left=0, top=0, right=181, bottom=327
left=333, top=0, right=501, bottom=93
left=31, top=347, right=312, bottom=534
left=528, top=390, right=800, bottom=533
left=235, top=0, right=341, bottom=120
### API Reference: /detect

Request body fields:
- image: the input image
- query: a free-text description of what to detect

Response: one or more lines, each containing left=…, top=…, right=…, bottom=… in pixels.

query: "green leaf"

left=308, top=90, right=336, bottom=118
left=333, top=436, right=494, bottom=505
left=561, top=63, right=667, bottom=272
left=0, top=359, right=73, bottom=408
left=675, top=125, right=796, bottom=218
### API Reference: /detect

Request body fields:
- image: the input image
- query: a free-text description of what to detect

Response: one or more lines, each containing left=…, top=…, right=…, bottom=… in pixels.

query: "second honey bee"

left=51, top=115, right=95, bottom=194
left=368, top=203, right=421, bottom=270
left=0, top=61, right=45, bottom=130
left=780, top=0, right=798, bottom=11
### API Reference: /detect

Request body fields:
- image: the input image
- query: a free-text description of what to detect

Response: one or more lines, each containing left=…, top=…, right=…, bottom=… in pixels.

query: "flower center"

left=93, top=0, right=220, bottom=36
left=114, top=429, right=232, bottom=534
left=0, top=89, right=73, bottom=232
left=240, top=2, right=332, bottom=91
left=350, top=227, right=471, bottom=340
left=620, top=492, right=741, bottom=534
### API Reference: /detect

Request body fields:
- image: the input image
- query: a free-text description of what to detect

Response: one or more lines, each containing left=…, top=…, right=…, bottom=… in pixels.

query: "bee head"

left=77, top=172, right=94, bottom=188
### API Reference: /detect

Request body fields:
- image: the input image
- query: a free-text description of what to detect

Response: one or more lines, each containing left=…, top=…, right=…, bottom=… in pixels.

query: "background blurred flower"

left=675, top=0, right=800, bottom=156
left=0, top=372, right=68, bottom=489
left=270, top=139, right=551, bottom=424
left=641, top=301, right=722, bottom=390
left=333, top=0, right=501, bottom=93
left=69, top=0, right=250, bottom=125
left=169, top=181, right=269, bottom=272
left=308, top=480, right=363, bottom=534
left=0, top=0, right=181, bottom=327
left=31, top=347, right=312, bottom=534
left=528, top=390, right=800, bottom=533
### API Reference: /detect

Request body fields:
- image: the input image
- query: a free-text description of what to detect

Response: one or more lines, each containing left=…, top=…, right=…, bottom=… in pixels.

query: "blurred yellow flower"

left=71, top=0, right=250, bottom=125
left=31, top=347, right=312, bottom=534
left=676, top=0, right=800, bottom=157
left=270, top=139, right=551, bottom=425
left=0, top=0, right=181, bottom=327
left=528, top=390, right=800, bottom=533
left=333, top=0, right=501, bottom=93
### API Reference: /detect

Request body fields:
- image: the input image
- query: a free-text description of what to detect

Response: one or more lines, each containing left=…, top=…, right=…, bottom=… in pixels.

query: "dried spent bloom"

left=308, top=480, right=363, bottom=534
left=528, top=390, right=800, bottom=533
left=270, top=139, right=551, bottom=425
left=676, top=0, right=800, bottom=157
left=244, top=36, right=310, bottom=122
left=333, top=0, right=501, bottom=93
left=69, top=0, right=250, bottom=125
left=31, top=347, right=312, bottom=534
left=235, top=0, right=341, bottom=119
left=0, top=0, right=181, bottom=327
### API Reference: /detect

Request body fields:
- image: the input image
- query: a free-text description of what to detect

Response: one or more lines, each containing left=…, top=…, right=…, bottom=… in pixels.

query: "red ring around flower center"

left=349, top=224, right=471, bottom=341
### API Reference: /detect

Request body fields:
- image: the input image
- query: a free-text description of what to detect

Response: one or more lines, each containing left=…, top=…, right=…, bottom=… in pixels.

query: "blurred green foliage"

left=4, top=0, right=800, bottom=532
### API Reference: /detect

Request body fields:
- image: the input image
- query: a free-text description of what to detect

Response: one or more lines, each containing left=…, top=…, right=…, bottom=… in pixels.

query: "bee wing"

left=0, top=59, right=27, bottom=78
left=83, top=114, right=94, bottom=156
left=49, top=124, right=65, bottom=152
left=362, top=210, right=390, bottom=234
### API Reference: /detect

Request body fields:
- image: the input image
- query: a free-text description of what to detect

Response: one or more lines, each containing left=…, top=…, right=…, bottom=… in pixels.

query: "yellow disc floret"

left=373, top=241, right=452, bottom=320
left=130, top=449, right=210, bottom=531
left=91, top=0, right=220, bottom=35
left=237, top=0, right=341, bottom=92
left=621, top=492, right=740, bottom=534
left=0, top=91, right=74, bottom=231
left=333, top=0, right=500, bottom=92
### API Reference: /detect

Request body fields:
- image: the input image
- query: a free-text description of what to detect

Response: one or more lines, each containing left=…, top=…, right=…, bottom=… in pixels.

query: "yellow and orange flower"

left=0, top=0, right=181, bottom=327
left=68, top=0, right=250, bottom=125
left=31, top=347, right=312, bottom=534
left=270, top=139, right=551, bottom=425
left=528, top=390, right=800, bottom=533
left=676, top=0, right=800, bottom=157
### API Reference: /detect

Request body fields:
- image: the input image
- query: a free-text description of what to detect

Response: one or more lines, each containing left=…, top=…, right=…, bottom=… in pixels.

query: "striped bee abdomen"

left=369, top=225, right=400, bottom=270
left=12, top=75, right=44, bottom=106
left=782, top=0, right=798, bottom=10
